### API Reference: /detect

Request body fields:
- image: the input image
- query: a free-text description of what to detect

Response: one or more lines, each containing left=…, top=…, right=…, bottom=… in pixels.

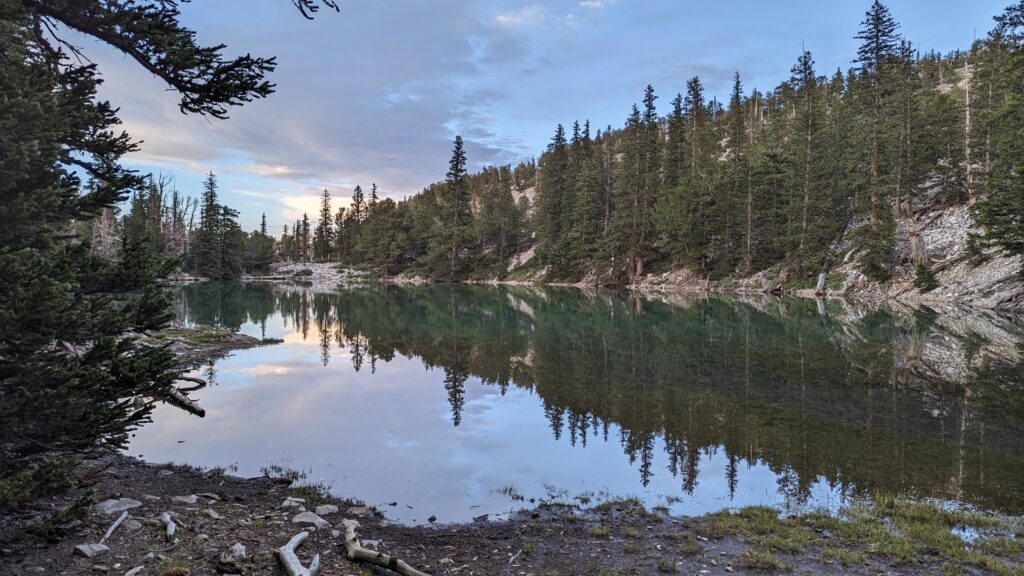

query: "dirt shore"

left=2, top=453, right=1022, bottom=576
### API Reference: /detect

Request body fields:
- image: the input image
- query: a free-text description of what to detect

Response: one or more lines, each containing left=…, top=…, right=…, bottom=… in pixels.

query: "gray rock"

left=205, top=508, right=222, bottom=520
left=95, top=498, right=142, bottom=515
left=172, top=494, right=198, bottom=505
left=330, top=530, right=341, bottom=538
left=314, top=504, right=338, bottom=515
left=123, top=519, right=143, bottom=531
left=229, top=542, right=246, bottom=560
left=291, top=511, right=331, bottom=529
left=73, top=543, right=109, bottom=558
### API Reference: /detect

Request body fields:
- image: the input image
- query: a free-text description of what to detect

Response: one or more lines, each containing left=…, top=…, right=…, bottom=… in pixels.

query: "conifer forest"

left=2, top=1, right=1024, bottom=575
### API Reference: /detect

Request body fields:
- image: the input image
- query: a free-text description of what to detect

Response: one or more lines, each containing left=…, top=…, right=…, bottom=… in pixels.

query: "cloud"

left=578, top=0, right=618, bottom=9
left=494, top=5, right=547, bottom=29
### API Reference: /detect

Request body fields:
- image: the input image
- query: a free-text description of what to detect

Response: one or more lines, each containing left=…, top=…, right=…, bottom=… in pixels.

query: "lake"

left=127, top=282, right=1024, bottom=524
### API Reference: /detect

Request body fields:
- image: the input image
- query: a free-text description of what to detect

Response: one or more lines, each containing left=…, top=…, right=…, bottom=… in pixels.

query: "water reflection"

left=138, top=282, right=1024, bottom=522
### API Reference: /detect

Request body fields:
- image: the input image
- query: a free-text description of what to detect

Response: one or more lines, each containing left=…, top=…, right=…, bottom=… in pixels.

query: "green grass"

left=588, top=526, right=612, bottom=537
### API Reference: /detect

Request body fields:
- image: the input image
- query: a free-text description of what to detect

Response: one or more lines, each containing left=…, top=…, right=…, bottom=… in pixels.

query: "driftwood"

left=342, top=519, right=431, bottom=576
left=276, top=531, right=320, bottom=576
left=99, top=510, right=128, bottom=545
left=160, top=387, right=206, bottom=417
left=160, top=512, right=176, bottom=541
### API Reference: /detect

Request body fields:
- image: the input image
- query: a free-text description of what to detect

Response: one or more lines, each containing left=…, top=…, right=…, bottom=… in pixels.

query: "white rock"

left=123, top=520, right=143, bottom=531
left=330, top=530, right=341, bottom=538
left=229, top=542, right=246, bottom=560
left=291, top=511, right=331, bottom=529
left=73, top=544, right=109, bottom=558
left=315, top=504, right=338, bottom=515
left=172, top=494, right=198, bottom=505
left=205, top=508, right=222, bottom=519
left=95, top=499, right=142, bottom=515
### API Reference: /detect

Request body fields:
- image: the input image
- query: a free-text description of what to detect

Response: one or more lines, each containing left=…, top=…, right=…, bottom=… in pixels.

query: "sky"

left=78, top=0, right=1009, bottom=232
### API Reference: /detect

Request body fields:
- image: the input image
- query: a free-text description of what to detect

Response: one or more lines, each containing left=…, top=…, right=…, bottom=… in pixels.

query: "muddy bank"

left=3, top=455, right=1022, bottom=576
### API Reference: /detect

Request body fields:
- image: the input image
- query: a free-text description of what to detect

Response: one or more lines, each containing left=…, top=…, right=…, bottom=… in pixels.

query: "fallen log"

left=342, top=519, right=431, bottom=576
left=276, top=531, right=320, bottom=576
left=159, top=387, right=205, bottom=417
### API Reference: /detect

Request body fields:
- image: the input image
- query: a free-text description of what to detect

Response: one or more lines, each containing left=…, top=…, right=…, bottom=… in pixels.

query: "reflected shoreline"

left=162, top=281, right=1024, bottom=517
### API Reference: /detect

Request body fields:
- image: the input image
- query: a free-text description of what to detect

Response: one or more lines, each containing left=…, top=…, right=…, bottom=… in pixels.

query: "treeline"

left=306, top=1, right=1024, bottom=284
left=88, top=172, right=275, bottom=280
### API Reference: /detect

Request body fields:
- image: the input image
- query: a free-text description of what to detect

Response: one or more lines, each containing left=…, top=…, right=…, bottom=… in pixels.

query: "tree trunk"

left=908, top=231, right=929, bottom=266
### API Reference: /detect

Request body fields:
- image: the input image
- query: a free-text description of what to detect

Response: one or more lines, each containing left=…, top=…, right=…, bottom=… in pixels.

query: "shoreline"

left=249, top=261, right=1024, bottom=315
left=4, top=454, right=1022, bottom=576
left=3, top=315, right=1023, bottom=574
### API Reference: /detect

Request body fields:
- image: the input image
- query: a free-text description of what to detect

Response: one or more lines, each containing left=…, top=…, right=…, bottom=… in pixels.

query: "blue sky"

left=82, top=0, right=1007, bottom=231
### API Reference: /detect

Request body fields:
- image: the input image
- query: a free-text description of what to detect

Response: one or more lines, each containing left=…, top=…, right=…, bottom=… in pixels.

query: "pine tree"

left=536, top=124, right=569, bottom=274
left=191, top=171, right=224, bottom=278
left=973, top=2, right=1024, bottom=272
left=439, top=135, right=471, bottom=278
left=0, top=0, right=301, bottom=509
left=854, top=0, right=901, bottom=279
left=313, top=188, right=333, bottom=261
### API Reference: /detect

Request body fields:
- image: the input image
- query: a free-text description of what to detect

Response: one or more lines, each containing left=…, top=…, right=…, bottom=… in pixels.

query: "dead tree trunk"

left=908, top=231, right=929, bottom=266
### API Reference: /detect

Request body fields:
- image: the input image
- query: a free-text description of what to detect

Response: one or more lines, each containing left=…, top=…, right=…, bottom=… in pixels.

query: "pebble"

left=331, top=530, right=341, bottom=538
left=143, top=495, right=161, bottom=501
left=158, top=470, right=173, bottom=476
left=172, top=494, right=198, bottom=505
left=95, top=499, right=142, bottom=515
left=347, top=506, right=372, bottom=516
left=125, top=567, right=144, bottom=576
left=315, top=504, right=338, bottom=515
left=123, top=520, right=143, bottom=531
left=91, top=565, right=109, bottom=573
left=205, top=508, right=223, bottom=520
left=74, top=544, right=110, bottom=558
left=229, top=543, right=246, bottom=560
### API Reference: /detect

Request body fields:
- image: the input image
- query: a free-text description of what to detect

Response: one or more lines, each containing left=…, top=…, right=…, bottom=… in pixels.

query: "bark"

left=908, top=231, right=929, bottom=266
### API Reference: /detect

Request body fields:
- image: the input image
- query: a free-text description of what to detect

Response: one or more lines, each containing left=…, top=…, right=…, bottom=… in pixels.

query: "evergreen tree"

left=854, top=0, right=901, bottom=279
left=313, top=188, right=334, bottom=261
left=974, top=1, right=1024, bottom=272
left=536, top=124, right=569, bottom=274
left=0, top=0, right=306, bottom=509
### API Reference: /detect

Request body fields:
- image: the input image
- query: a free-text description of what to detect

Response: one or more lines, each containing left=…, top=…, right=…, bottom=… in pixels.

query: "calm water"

left=127, top=282, right=1024, bottom=523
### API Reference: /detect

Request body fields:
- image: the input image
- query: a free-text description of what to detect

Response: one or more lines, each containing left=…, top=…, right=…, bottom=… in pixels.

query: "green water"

left=131, top=282, right=1024, bottom=523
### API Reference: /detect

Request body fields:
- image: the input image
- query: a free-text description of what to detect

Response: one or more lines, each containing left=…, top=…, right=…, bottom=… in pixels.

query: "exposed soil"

left=2, top=454, right=1021, bottom=576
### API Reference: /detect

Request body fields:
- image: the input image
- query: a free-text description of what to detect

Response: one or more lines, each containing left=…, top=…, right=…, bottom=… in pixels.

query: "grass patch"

left=656, top=558, right=677, bottom=572
left=821, top=546, right=867, bottom=566
left=591, top=497, right=645, bottom=514
left=623, top=541, right=642, bottom=553
left=588, top=526, right=611, bottom=538
left=736, top=547, right=791, bottom=572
